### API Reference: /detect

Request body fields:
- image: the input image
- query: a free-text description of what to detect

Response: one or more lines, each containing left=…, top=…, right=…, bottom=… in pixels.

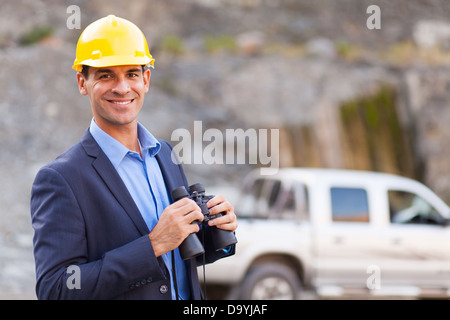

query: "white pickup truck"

left=202, top=168, right=450, bottom=299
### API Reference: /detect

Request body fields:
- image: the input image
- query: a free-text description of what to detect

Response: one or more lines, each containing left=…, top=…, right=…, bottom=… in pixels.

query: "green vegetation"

left=339, top=84, right=416, bottom=178
left=335, top=41, right=363, bottom=61
left=19, top=26, right=53, bottom=46
left=203, top=34, right=236, bottom=54
left=160, top=34, right=185, bottom=56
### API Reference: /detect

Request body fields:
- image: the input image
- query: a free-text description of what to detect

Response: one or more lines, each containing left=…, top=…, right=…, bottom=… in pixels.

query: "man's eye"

left=128, top=73, right=139, bottom=78
left=99, top=74, right=112, bottom=79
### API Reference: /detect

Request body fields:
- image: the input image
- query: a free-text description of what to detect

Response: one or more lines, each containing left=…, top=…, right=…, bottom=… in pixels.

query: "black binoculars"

left=172, top=183, right=237, bottom=260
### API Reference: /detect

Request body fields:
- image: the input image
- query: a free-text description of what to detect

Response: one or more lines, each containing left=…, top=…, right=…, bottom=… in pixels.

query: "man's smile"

left=106, top=98, right=135, bottom=105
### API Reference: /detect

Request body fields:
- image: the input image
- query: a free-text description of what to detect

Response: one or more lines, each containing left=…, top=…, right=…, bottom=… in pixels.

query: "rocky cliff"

left=0, top=0, right=449, bottom=298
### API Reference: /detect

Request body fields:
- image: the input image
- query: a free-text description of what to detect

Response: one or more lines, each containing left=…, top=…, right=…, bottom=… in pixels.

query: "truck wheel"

left=239, top=262, right=301, bottom=300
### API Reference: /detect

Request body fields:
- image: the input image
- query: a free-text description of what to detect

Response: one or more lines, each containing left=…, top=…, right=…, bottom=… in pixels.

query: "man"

left=30, top=15, right=237, bottom=300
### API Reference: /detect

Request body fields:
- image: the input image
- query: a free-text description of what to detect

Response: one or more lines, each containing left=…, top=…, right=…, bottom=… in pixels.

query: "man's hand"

left=149, top=198, right=203, bottom=257
left=206, top=195, right=238, bottom=232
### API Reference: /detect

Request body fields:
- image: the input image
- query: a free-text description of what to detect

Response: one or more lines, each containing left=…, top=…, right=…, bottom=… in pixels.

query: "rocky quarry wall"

left=0, top=0, right=449, bottom=298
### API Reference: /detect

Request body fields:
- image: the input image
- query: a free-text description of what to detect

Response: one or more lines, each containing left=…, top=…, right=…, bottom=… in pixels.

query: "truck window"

left=294, top=183, right=309, bottom=221
left=389, top=190, right=443, bottom=225
left=268, top=180, right=281, bottom=209
left=330, top=187, right=370, bottom=222
left=280, top=187, right=296, bottom=219
left=239, top=178, right=265, bottom=217
left=267, top=181, right=309, bottom=221
left=262, top=179, right=283, bottom=218
left=238, top=178, right=308, bottom=220
left=239, top=178, right=279, bottom=218
left=268, top=182, right=298, bottom=220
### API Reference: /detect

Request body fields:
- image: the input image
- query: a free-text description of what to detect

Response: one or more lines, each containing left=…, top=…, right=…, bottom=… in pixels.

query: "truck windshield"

left=237, top=178, right=309, bottom=220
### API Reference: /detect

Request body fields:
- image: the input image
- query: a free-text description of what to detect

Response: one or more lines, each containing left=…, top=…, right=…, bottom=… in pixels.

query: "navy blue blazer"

left=30, top=129, right=234, bottom=300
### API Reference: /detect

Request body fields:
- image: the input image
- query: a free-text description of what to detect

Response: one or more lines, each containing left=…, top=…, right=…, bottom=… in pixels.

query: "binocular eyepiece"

left=172, top=183, right=237, bottom=260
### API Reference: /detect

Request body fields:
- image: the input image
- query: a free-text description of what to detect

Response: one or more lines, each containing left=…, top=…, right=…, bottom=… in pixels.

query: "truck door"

left=236, top=177, right=310, bottom=299
left=314, top=186, right=382, bottom=293
left=386, top=190, right=450, bottom=292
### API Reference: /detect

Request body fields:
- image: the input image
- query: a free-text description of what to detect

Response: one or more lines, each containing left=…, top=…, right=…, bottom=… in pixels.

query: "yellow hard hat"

left=72, top=15, right=154, bottom=71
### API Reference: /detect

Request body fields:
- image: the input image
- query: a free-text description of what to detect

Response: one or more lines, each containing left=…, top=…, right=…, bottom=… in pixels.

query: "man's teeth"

left=111, top=100, right=132, bottom=105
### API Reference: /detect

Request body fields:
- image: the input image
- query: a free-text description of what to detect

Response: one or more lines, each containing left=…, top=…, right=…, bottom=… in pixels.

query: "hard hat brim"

left=72, top=55, right=154, bottom=72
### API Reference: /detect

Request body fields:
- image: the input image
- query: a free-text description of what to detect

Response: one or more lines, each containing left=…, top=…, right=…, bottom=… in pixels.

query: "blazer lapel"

left=155, top=140, right=203, bottom=298
left=81, top=130, right=150, bottom=236
left=155, top=140, right=189, bottom=202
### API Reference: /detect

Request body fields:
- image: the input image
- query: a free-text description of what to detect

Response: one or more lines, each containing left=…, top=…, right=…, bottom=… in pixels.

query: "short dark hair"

left=80, top=65, right=147, bottom=79
left=81, top=65, right=90, bottom=79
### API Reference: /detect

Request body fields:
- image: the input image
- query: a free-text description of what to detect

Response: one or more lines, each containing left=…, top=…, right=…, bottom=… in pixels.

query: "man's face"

left=76, top=65, right=151, bottom=133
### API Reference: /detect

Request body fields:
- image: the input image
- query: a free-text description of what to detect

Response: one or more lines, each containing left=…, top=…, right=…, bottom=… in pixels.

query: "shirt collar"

left=137, top=122, right=161, bottom=157
left=89, top=118, right=161, bottom=169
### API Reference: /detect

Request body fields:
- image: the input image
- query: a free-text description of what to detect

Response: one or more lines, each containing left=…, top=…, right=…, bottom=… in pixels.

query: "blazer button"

left=159, top=285, right=168, bottom=294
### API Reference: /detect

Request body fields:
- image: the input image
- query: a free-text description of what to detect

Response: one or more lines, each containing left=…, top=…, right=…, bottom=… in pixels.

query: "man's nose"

left=111, top=77, right=131, bottom=95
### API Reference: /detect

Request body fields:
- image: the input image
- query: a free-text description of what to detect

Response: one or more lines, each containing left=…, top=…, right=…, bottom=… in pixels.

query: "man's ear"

left=143, top=68, right=151, bottom=93
left=76, top=72, right=88, bottom=95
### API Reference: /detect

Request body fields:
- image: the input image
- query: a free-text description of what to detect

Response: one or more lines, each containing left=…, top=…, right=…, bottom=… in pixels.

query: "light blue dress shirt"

left=89, top=119, right=190, bottom=300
